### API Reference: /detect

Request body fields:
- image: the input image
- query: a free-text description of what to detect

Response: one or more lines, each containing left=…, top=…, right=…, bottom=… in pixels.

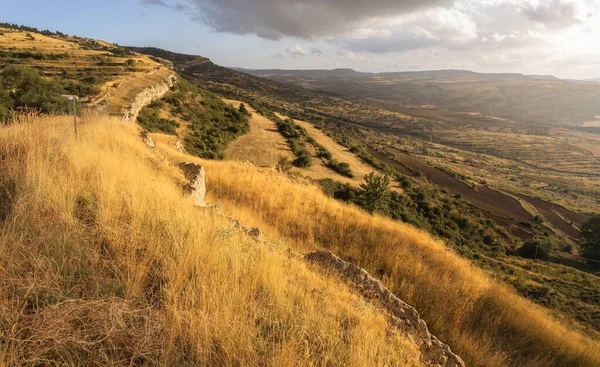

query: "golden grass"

left=0, top=115, right=422, bottom=365
left=151, top=133, right=600, bottom=367
left=223, top=102, right=392, bottom=188
left=224, top=102, right=294, bottom=167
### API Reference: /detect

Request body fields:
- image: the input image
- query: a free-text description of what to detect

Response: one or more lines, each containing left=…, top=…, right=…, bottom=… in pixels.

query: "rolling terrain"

left=240, top=68, right=600, bottom=126
left=2, top=28, right=600, bottom=366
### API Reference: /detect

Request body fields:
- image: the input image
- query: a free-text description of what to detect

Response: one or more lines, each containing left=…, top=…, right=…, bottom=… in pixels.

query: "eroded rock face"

left=178, top=162, right=206, bottom=207
left=174, top=137, right=186, bottom=154
left=305, top=251, right=465, bottom=367
left=140, top=129, right=156, bottom=148
left=123, top=73, right=177, bottom=122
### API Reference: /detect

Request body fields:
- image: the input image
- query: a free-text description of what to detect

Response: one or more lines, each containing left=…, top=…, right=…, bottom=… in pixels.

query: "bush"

left=357, top=173, right=391, bottom=215
left=276, top=155, right=293, bottom=173
left=580, top=214, right=600, bottom=260
left=517, top=237, right=555, bottom=261
left=0, top=66, right=69, bottom=114
left=327, top=159, right=354, bottom=178
left=136, top=102, right=180, bottom=134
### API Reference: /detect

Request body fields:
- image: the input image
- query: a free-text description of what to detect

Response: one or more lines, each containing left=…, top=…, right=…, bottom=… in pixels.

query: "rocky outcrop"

left=174, top=137, right=186, bottom=154
left=123, top=73, right=177, bottom=122
left=227, top=217, right=264, bottom=241
left=140, top=129, right=156, bottom=148
left=178, top=162, right=206, bottom=207
left=305, top=251, right=465, bottom=367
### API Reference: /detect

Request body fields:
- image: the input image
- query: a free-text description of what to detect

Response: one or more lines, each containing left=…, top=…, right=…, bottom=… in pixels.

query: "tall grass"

left=152, top=134, right=600, bottom=366
left=0, top=116, right=421, bottom=365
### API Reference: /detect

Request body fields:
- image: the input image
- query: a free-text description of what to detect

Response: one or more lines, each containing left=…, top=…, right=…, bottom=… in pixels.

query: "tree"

left=580, top=214, right=600, bottom=259
left=238, top=103, right=250, bottom=116
left=358, top=173, right=390, bottom=215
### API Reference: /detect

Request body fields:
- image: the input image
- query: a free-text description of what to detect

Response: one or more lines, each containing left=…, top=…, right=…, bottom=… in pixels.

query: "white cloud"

left=285, top=44, right=306, bottom=57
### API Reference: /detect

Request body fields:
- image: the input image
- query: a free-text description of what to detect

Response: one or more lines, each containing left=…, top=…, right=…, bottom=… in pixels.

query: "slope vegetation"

left=0, top=115, right=423, bottom=366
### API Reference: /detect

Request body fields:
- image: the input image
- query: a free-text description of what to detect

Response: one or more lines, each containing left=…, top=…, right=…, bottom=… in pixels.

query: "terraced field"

left=432, top=130, right=600, bottom=176
left=0, top=26, right=164, bottom=111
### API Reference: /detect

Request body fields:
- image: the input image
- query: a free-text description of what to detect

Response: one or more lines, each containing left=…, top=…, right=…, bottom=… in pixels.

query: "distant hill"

left=238, top=67, right=600, bottom=125
left=126, top=46, right=211, bottom=71
left=237, top=68, right=560, bottom=81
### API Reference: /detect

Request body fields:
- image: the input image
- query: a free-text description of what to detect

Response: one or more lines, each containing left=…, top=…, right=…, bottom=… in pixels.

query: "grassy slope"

left=151, top=133, right=600, bottom=367
left=0, top=115, right=421, bottom=366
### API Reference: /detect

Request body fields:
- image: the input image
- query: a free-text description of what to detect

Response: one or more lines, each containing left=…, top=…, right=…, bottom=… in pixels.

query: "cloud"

left=311, top=47, right=324, bottom=57
left=139, top=0, right=168, bottom=7
left=171, top=0, right=453, bottom=40
left=521, top=0, right=585, bottom=28
left=285, top=44, right=306, bottom=57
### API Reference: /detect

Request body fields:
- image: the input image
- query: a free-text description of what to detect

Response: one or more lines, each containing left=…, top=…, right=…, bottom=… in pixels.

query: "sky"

left=2, top=0, right=599, bottom=79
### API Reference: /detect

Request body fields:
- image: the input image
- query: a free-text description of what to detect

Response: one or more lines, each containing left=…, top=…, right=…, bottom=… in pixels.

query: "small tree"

left=238, top=103, right=250, bottom=116
left=358, top=173, right=390, bottom=215
left=581, top=214, right=600, bottom=259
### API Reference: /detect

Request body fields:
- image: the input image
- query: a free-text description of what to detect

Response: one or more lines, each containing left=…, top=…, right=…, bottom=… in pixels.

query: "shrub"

left=327, top=159, right=354, bottom=178
left=517, top=237, right=555, bottom=261
left=580, top=214, right=600, bottom=259
left=276, top=155, right=293, bottom=173
left=357, top=173, right=391, bottom=215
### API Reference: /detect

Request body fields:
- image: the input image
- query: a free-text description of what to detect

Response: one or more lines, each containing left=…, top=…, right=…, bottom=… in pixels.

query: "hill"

left=0, top=24, right=173, bottom=119
left=240, top=67, right=560, bottom=81
left=240, top=67, right=600, bottom=126
left=3, top=32, right=600, bottom=367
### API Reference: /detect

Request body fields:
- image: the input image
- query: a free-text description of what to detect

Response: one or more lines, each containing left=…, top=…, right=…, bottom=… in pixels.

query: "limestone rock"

left=178, top=162, right=206, bottom=207
left=140, top=129, right=156, bottom=148
left=174, top=137, right=186, bottom=154
left=305, top=250, right=465, bottom=367
left=123, top=73, right=177, bottom=122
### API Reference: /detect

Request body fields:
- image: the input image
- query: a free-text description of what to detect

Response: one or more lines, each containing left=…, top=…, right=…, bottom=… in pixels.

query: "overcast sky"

left=3, top=0, right=599, bottom=79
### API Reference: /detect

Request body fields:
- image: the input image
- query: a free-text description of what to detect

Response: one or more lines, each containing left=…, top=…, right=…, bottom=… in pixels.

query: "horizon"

left=3, top=0, right=600, bottom=79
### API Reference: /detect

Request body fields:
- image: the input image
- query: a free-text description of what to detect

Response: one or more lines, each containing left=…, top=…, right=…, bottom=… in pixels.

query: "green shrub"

left=517, top=237, right=555, bottom=261
left=137, top=102, right=180, bottom=134
left=327, top=159, right=354, bottom=178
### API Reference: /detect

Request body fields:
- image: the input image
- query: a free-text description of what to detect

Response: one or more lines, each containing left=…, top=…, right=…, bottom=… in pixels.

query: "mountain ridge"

left=232, top=67, right=560, bottom=81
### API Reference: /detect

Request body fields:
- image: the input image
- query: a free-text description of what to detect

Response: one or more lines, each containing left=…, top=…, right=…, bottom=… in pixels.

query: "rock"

left=123, top=74, right=177, bottom=122
left=140, top=129, right=156, bottom=148
left=226, top=217, right=264, bottom=241
left=174, top=137, right=186, bottom=154
left=178, top=162, right=206, bottom=207
left=247, top=227, right=263, bottom=240
left=305, top=250, right=465, bottom=367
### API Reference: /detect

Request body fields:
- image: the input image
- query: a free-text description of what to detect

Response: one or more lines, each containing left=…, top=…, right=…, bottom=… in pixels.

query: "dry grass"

left=152, top=134, right=600, bottom=367
left=0, top=115, right=422, bottom=366
left=224, top=102, right=294, bottom=167
left=223, top=102, right=391, bottom=188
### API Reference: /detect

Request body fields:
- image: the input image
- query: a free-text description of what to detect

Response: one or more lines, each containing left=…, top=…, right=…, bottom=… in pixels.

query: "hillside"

left=0, top=24, right=173, bottom=119
left=3, top=31, right=600, bottom=367
left=129, top=47, right=600, bottom=339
